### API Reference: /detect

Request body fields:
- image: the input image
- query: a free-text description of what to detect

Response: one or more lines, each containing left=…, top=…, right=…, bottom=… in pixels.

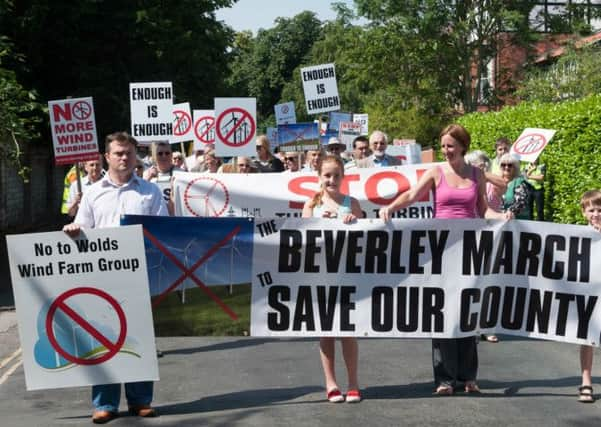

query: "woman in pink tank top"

left=379, top=124, right=510, bottom=396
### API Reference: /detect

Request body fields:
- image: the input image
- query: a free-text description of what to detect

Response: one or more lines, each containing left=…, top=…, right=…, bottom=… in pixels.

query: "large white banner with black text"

left=251, top=218, right=601, bottom=346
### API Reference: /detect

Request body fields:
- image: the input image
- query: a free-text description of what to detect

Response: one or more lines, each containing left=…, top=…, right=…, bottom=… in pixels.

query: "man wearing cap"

left=355, top=130, right=403, bottom=168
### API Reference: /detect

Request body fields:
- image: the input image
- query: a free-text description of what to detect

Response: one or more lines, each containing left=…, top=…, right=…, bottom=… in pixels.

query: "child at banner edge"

left=578, top=189, right=601, bottom=403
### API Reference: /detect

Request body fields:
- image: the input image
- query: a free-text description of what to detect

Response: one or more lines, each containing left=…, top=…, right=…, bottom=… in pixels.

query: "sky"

left=215, top=0, right=358, bottom=33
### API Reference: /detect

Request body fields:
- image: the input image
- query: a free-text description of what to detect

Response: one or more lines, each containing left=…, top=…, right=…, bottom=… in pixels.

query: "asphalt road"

left=1, top=310, right=600, bottom=426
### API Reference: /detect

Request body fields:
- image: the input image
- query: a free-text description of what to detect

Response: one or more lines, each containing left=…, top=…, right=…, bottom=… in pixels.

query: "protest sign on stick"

left=130, top=82, right=173, bottom=144
left=48, top=97, right=99, bottom=165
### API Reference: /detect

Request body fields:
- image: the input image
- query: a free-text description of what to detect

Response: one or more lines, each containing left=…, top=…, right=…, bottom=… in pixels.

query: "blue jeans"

left=92, top=381, right=153, bottom=412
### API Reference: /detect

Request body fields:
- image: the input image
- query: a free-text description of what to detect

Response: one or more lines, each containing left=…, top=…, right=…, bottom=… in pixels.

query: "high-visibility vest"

left=526, top=164, right=545, bottom=191
left=60, top=165, right=79, bottom=214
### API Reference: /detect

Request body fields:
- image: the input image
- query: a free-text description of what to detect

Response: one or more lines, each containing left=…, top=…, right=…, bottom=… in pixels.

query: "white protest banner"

left=193, top=109, right=215, bottom=151
left=130, top=82, right=173, bottom=143
left=6, top=225, right=158, bottom=390
left=274, top=101, right=296, bottom=125
left=48, top=97, right=99, bottom=165
left=301, top=63, right=340, bottom=115
left=214, top=97, right=257, bottom=157
left=171, top=102, right=193, bottom=144
left=510, top=128, right=556, bottom=163
left=387, top=144, right=423, bottom=165
left=339, top=121, right=362, bottom=151
left=251, top=218, right=601, bottom=346
left=173, top=164, right=436, bottom=219
left=353, top=113, right=368, bottom=135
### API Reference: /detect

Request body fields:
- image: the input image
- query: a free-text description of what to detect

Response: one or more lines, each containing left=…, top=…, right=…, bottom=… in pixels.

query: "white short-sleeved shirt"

left=74, top=173, right=167, bottom=229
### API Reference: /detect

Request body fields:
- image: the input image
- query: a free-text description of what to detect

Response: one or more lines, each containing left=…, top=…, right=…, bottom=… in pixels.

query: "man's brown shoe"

left=128, top=405, right=158, bottom=417
left=92, top=410, right=117, bottom=424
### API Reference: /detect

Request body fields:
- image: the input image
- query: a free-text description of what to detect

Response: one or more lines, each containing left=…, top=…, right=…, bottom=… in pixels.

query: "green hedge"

left=458, top=94, right=601, bottom=224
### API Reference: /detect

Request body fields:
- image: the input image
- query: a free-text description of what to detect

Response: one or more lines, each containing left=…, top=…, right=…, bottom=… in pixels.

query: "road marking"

left=0, top=348, right=22, bottom=370
left=0, top=358, right=23, bottom=385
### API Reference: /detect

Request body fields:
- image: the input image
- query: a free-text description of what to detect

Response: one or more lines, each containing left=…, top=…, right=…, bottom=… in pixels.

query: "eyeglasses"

left=285, top=157, right=297, bottom=162
left=237, top=163, right=250, bottom=168
left=501, top=164, right=514, bottom=169
left=328, top=146, right=342, bottom=151
left=157, top=151, right=171, bottom=156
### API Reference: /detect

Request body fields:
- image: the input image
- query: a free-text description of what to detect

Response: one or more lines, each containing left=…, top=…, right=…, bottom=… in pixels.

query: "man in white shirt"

left=65, top=154, right=105, bottom=217
left=63, top=131, right=166, bottom=424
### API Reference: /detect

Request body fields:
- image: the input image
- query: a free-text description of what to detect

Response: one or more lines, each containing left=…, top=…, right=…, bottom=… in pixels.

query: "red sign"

left=194, top=116, right=215, bottom=144
left=513, top=133, right=547, bottom=155
left=48, top=97, right=99, bottom=166
left=215, top=107, right=256, bottom=147
left=45, top=287, right=127, bottom=366
left=173, top=109, right=192, bottom=136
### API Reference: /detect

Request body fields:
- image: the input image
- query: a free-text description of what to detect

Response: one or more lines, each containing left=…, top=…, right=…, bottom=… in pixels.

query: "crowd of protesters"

left=60, top=124, right=597, bottom=423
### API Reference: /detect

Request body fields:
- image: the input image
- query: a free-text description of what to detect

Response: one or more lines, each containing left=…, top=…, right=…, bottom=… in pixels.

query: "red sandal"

left=346, top=389, right=362, bottom=403
left=327, top=388, right=345, bottom=403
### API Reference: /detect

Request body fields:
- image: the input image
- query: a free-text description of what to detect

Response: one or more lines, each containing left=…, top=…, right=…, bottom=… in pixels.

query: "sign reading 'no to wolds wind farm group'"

left=6, top=225, right=158, bottom=391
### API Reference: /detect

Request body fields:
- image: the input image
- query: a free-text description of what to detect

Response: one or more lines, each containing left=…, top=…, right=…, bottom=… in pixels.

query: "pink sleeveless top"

left=434, top=165, right=478, bottom=219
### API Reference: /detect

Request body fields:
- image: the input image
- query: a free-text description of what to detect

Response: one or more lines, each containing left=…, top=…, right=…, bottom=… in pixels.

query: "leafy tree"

left=227, top=11, right=323, bottom=124
left=517, top=45, right=601, bottom=103
left=353, top=0, right=539, bottom=113
left=0, top=34, right=42, bottom=180
left=1, top=0, right=235, bottom=140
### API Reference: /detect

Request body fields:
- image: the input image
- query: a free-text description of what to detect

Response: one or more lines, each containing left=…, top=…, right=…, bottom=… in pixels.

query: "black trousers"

left=529, top=188, right=544, bottom=221
left=432, top=337, right=478, bottom=387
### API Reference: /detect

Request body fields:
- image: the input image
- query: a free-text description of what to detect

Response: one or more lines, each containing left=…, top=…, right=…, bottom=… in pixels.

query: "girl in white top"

left=302, top=154, right=363, bottom=403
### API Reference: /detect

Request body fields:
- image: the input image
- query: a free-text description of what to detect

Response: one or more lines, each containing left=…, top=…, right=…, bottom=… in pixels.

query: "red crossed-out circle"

left=72, top=101, right=92, bottom=120
left=173, top=110, right=192, bottom=136
left=194, top=116, right=215, bottom=144
left=216, top=107, right=256, bottom=147
left=183, top=176, right=230, bottom=217
left=513, top=133, right=547, bottom=155
left=45, top=287, right=127, bottom=366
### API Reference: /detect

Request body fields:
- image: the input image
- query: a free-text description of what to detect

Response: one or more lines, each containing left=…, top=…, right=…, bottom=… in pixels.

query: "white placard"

left=510, top=128, right=556, bottom=163
left=214, top=97, right=257, bottom=157
left=339, top=121, right=362, bottom=151
left=170, top=102, right=193, bottom=143
left=6, top=225, right=159, bottom=390
left=48, top=97, right=99, bottom=166
left=301, top=63, right=340, bottom=115
left=130, top=82, right=173, bottom=142
left=193, top=109, right=215, bottom=150
left=353, top=113, right=369, bottom=135
left=274, top=101, right=297, bottom=125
